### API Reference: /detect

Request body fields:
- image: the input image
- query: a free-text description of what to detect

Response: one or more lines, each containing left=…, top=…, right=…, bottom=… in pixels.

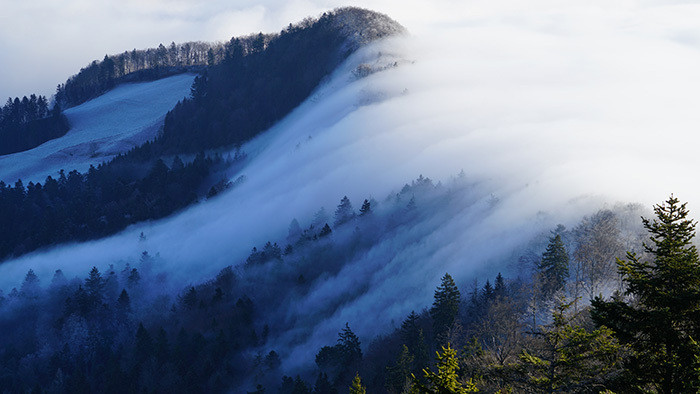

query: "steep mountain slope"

left=0, top=8, right=406, bottom=262
left=160, top=7, right=404, bottom=152
left=0, top=74, right=195, bottom=184
left=2, top=2, right=700, bottom=392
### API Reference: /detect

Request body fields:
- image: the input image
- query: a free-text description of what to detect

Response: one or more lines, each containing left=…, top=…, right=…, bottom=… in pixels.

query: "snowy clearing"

left=0, top=74, right=195, bottom=184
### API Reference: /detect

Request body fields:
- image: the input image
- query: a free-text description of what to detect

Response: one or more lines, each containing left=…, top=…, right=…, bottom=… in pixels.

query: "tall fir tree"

left=430, top=273, right=461, bottom=345
left=338, top=322, right=362, bottom=363
left=20, top=269, right=40, bottom=299
left=334, top=196, right=356, bottom=227
left=591, top=195, right=700, bottom=393
left=401, top=311, right=430, bottom=373
left=359, top=199, right=371, bottom=215
left=538, top=234, right=569, bottom=299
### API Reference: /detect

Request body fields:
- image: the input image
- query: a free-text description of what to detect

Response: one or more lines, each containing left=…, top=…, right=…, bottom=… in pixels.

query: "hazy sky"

left=4, top=0, right=700, bottom=100
left=0, top=0, right=415, bottom=99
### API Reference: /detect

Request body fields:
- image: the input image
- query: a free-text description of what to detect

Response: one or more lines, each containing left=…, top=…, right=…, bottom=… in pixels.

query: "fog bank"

left=2, top=0, right=700, bottom=370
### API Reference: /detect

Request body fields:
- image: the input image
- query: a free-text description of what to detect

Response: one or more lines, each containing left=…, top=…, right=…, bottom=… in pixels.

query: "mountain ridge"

left=54, top=7, right=404, bottom=110
left=0, top=7, right=404, bottom=263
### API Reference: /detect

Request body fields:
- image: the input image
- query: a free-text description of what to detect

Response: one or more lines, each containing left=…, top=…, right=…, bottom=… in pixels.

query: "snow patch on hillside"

left=0, top=74, right=195, bottom=184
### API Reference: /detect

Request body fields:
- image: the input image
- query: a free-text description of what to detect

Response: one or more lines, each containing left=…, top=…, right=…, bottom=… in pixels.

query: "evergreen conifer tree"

left=514, top=299, right=620, bottom=392
left=430, top=273, right=461, bottom=344
left=319, top=223, right=332, bottom=238
left=117, top=289, right=131, bottom=313
left=538, top=234, right=569, bottom=299
left=338, top=322, right=362, bottom=363
left=349, top=373, right=366, bottom=394
left=135, top=323, right=153, bottom=363
left=85, top=266, right=105, bottom=303
left=400, top=311, right=429, bottom=372
left=411, top=344, right=478, bottom=393
left=386, top=345, right=415, bottom=392
left=20, top=269, right=40, bottom=299
left=359, top=199, right=371, bottom=215
left=314, top=372, right=336, bottom=394
left=334, top=196, right=355, bottom=227
left=591, top=195, right=700, bottom=392
left=494, top=273, right=506, bottom=298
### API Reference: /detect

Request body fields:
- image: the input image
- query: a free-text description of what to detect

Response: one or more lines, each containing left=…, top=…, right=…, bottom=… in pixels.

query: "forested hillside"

left=5, top=3, right=698, bottom=393
left=160, top=7, right=404, bottom=152
left=1, top=176, right=697, bottom=392
left=54, top=42, right=219, bottom=109
left=0, top=150, right=231, bottom=261
left=0, top=7, right=403, bottom=262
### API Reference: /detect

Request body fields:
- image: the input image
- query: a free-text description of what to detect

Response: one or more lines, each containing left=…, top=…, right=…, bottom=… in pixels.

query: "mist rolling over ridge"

left=1, top=1, right=700, bottom=392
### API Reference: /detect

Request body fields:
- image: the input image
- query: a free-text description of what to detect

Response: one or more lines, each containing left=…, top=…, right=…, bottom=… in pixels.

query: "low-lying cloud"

left=2, top=0, right=700, bottom=372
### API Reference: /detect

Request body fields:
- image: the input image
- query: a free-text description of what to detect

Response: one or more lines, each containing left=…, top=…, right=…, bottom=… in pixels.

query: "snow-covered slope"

left=0, top=74, right=195, bottom=184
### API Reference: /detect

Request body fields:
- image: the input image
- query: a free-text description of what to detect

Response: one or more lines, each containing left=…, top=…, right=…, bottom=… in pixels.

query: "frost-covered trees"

left=572, top=210, right=623, bottom=299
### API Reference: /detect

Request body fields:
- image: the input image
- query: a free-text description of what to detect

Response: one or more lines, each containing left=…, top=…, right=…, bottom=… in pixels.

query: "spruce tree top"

left=538, top=233, right=569, bottom=298
left=622, top=194, right=700, bottom=310
left=430, top=273, right=461, bottom=343
left=591, top=195, right=700, bottom=392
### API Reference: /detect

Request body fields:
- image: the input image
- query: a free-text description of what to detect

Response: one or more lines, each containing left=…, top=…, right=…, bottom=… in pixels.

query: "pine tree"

left=400, top=311, right=429, bottom=373
left=411, top=344, right=478, bottom=393
left=386, top=345, right=414, bottom=392
left=514, top=299, right=620, bottom=392
left=155, top=327, right=170, bottom=363
left=293, top=375, right=311, bottom=394
left=135, top=323, right=153, bottom=363
left=20, top=269, right=40, bottom=299
left=314, top=372, right=336, bottom=394
left=359, top=199, right=371, bottom=215
left=117, top=289, right=131, bottom=313
left=494, top=273, right=506, bottom=298
left=591, top=195, right=700, bottom=392
left=181, top=286, right=198, bottom=310
left=85, top=266, right=105, bottom=303
left=481, top=280, right=494, bottom=302
left=538, top=234, right=569, bottom=299
left=127, top=268, right=141, bottom=288
left=338, top=322, right=362, bottom=363
left=430, top=273, right=461, bottom=344
left=50, top=269, right=67, bottom=288
left=334, top=196, right=355, bottom=227
left=319, top=223, right=332, bottom=238
left=349, top=373, right=366, bottom=394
